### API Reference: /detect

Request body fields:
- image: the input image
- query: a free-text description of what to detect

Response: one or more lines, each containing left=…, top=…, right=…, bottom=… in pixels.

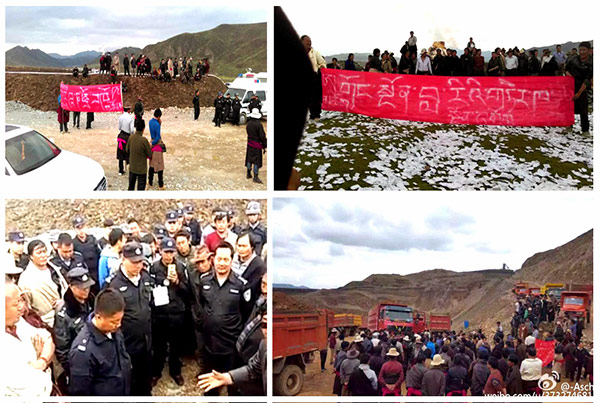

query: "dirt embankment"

left=5, top=199, right=266, bottom=237
left=5, top=72, right=226, bottom=111
left=273, top=292, right=316, bottom=312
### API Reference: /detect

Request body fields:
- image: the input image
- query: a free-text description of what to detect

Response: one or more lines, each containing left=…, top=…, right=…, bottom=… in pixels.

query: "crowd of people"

left=322, top=293, right=592, bottom=396
left=93, top=52, right=211, bottom=84
left=5, top=201, right=268, bottom=396
left=304, top=32, right=593, bottom=134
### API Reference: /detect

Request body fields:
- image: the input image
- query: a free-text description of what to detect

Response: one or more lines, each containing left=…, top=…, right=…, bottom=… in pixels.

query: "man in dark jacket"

left=447, top=354, right=468, bottom=395
left=72, top=216, right=100, bottom=294
left=68, top=288, right=131, bottom=396
left=469, top=349, right=490, bottom=396
left=223, top=93, right=232, bottom=123
left=105, top=241, right=154, bottom=396
left=232, top=231, right=266, bottom=308
left=150, top=237, right=190, bottom=386
left=432, top=49, right=447, bottom=75
left=214, top=92, right=224, bottom=127
left=422, top=354, right=446, bottom=395
left=8, top=230, right=29, bottom=272
left=248, top=94, right=262, bottom=112
left=505, top=354, right=522, bottom=395
left=54, top=267, right=95, bottom=392
left=566, top=41, right=593, bottom=135
left=50, top=232, right=87, bottom=277
left=245, top=108, right=267, bottom=183
left=459, top=48, right=473, bottom=76
left=123, top=53, right=130, bottom=76
left=232, top=94, right=242, bottom=125
left=193, top=90, right=200, bottom=120
left=197, top=242, right=252, bottom=395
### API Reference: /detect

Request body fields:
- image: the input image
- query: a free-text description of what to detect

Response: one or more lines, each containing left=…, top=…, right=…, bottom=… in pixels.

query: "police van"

left=224, top=71, right=268, bottom=124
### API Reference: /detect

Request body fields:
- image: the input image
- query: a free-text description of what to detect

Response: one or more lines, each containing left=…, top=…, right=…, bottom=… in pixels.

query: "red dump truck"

left=273, top=311, right=327, bottom=395
left=560, top=291, right=591, bottom=324
left=429, top=314, right=452, bottom=331
left=513, top=282, right=529, bottom=297
left=368, top=302, right=415, bottom=332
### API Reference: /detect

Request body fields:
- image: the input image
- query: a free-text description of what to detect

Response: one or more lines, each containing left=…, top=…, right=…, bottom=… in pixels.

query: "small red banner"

left=60, top=83, right=123, bottom=112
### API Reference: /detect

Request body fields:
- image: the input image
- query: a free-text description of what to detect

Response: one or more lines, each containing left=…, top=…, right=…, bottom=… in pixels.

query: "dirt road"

left=6, top=102, right=267, bottom=190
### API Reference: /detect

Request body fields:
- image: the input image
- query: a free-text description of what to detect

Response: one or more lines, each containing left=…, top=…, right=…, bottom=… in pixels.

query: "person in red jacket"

left=378, top=347, right=404, bottom=396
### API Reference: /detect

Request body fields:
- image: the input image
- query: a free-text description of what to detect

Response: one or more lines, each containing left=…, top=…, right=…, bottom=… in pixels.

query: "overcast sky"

left=274, top=193, right=592, bottom=289
left=6, top=5, right=266, bottom=55
left=281, top=1, right=594, bottom=56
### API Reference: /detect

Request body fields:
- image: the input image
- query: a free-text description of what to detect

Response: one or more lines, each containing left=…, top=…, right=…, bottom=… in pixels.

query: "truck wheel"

left=274, top=364, right=303, bottom=396
left=239, top=113, right=247, bottom=125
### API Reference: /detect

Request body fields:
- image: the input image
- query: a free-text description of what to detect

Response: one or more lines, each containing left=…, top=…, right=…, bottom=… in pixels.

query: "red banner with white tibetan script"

left=60, top=83, right=123, bottom=112
left=535, top=339, right=557, bottom=367
left=321, top=68, right=574, bottom=126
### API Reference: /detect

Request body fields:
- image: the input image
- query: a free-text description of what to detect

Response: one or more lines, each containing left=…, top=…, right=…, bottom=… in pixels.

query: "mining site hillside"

left=5, top=73, right=226, bottom=112
left=277, top=229, right=592, bottom=333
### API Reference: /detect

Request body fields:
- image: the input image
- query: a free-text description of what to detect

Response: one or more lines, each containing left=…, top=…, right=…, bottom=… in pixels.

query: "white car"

left=5, top=124, right=107, bottom=190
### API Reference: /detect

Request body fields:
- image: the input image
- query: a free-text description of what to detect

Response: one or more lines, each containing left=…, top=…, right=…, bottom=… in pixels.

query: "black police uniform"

left=232, top=98, right=242, bottom=125
left=14, top=253, right=30, bottom=271
left=197, top=270, right=252, bottom=377
left=223, top=96, right=232, bottom=121
left=214, top=96, right=224, bottom=127
left=245, top=222, right=267, bottom=257
left=72, top=235, right=101, bottom=286
left=149, top=257, right=190, bottom=378
left=105, top=267, right=154, bottom=396
left=184, top=217, right=201, bottom=246
left=237, top=255, right=267, bottom=309
left=68, top=315, right=132, bottom=396
left=248, top=98, right=262, bottom=112
left=49, top=252, right=87, bottom=278
left=54, top=287, right=95, bottom=377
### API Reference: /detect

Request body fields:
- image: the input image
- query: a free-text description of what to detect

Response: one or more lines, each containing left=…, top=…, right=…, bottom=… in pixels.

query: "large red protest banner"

left=535, top=339, right=556, bottom=367
left=60, top=83, right=123, bottom=112
left=321, top=68, right=574, bottom=126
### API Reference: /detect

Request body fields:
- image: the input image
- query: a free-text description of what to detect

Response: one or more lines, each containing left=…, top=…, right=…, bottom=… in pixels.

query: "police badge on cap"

left=123, top=241, right=144, bottom=262
left=160, top=237, right=177, bottom=252
left=72, top=216, right=86, bottom=228
left=8, top=231, right=25, bottom=243
left=165, top=210, right=178, bottom=222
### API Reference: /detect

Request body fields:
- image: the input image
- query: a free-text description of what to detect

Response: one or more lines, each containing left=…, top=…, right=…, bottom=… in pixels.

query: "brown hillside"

left=514, top=229, right=593, bottom=284
left=5, top=73, right=226, bottom=112
left=284, top=230, right=592, bottom=334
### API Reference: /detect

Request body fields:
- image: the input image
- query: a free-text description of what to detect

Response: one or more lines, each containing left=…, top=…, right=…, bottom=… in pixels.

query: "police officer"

left=189, top=245, right=213, bottom=372
left=50, top=232, right=87, bottom=278
left=214, top=92, right=224, bottom=127
left=54, top=267, right=95, bottom=392
left=244, top=201, right=267, bottom=257
left=105, top=241, right=154, bottom=396
left=72, top=216, right=101, bottom=294
left=232, top=94, right=242, bottom=125
left=165, top=210, right=181, bottom=238
left=150, top=237, right=190, bottom=386
left=154, top=224, right=167, bottom=241
left=228, top=209, right=243, bottom=235
left=183, top=204, right=201, bottom=246
left=197, top=241, right=252, bottom=394
left=68, top=288, right=132, bottom=396
left=248, top=94, right=262, bottom=112
left=8, top=231, right=29, bottom=271
left=223, top=93, right=232, bottom=123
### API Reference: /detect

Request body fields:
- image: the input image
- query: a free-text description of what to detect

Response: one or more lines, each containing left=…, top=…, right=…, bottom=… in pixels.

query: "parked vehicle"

left=5, top=124, right=106, bottom=191
left=429, top=314, right=452, bottom=332
left=368, top=302, right=415, bottom=333
left=560, top=291, right=591, bottom=324
left=224, top=71, right=268, bottom=124
left=273, top=311, right=327, bottom=396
